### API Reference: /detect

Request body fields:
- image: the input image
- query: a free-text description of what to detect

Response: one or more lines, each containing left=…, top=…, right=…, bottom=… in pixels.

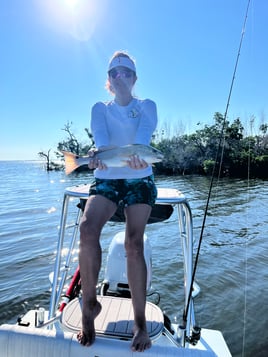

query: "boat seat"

left=61, top=295, right=164, bottom=340
left=78, top=199, right=174, bottom=224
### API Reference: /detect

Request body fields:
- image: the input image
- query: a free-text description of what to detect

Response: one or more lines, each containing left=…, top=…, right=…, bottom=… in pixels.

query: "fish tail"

left=61, top=151, right=80, bottom=175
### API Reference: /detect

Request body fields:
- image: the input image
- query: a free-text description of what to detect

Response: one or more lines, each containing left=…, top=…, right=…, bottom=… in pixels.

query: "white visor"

left=108, top=56, right=136, bottom=73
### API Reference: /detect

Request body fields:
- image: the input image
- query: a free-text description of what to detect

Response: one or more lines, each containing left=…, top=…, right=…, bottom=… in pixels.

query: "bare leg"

left=77, top=195, right=117, bottom=346
left=124, top=204, right=152, bottom=352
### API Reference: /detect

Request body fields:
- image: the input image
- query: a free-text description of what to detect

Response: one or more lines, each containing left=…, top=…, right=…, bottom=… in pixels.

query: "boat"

left=0, top=184, right=232, bottom=356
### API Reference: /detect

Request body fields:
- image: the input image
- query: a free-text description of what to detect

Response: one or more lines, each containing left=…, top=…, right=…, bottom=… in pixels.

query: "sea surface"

left=0, top=161, right=267, bottom=357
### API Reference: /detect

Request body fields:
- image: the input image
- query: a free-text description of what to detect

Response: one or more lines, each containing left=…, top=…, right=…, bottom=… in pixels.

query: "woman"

left=77, top=51, right=158, bottom=352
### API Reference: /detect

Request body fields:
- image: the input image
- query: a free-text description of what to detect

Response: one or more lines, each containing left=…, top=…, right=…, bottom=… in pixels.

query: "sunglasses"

left=109, top=69, right=134, bottom=79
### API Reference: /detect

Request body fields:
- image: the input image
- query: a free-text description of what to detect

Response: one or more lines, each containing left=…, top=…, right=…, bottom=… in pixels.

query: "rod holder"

left=177, top=324, right=186, bottom=347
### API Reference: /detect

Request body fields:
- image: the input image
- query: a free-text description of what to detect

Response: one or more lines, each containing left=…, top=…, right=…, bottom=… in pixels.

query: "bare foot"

left=77, top=300, right=102, bottom=346
left=131, top=325, right=152, bottom=352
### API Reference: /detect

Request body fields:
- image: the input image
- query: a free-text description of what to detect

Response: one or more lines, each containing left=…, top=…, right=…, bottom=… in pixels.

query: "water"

left=0, top=161, right=267, bottom=357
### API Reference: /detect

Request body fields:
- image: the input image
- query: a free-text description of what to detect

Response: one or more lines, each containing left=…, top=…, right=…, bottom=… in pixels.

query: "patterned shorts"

left=89, top=175, right=157, bottom=207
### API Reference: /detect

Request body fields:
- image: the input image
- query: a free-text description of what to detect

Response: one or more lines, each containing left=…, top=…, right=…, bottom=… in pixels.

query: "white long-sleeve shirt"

left=91, top=98, right=158, bottom=179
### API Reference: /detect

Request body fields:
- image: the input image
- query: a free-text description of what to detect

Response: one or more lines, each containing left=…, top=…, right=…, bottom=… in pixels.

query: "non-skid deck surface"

left=62, top=296, right=164, bottom=340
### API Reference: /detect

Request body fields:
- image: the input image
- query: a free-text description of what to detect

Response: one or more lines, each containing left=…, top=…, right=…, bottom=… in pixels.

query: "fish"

left=61, top=144, right=164, bottom=175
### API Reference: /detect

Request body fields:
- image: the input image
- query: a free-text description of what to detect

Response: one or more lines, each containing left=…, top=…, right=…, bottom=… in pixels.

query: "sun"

left=62, top=0, right=81, bottom=13
left=64, top=0, right=79, bottom=8
left=37, top=0, right=105, bottom=42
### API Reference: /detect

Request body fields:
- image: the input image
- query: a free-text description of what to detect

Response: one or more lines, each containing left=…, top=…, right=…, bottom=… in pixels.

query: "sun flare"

left=38, top=0, right=105, bottom=41
left=63, top=0, right=80, bottom=10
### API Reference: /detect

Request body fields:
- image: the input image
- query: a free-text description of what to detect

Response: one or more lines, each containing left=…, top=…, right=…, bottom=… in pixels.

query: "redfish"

left=61, top=144, right=163, bottom=175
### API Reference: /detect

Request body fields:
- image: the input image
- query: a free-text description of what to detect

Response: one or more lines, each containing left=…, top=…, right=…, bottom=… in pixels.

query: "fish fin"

left=61, top=151, right=80, bottom=175
left=95, top=145, right=118, bottom=153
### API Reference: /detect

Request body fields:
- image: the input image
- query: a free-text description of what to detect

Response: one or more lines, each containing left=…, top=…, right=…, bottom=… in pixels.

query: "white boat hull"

left=0, top=323, right=229, bottom=357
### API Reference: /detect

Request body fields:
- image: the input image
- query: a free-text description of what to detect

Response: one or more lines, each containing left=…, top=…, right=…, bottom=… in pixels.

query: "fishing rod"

left=182, top=0, right=252, bottom=329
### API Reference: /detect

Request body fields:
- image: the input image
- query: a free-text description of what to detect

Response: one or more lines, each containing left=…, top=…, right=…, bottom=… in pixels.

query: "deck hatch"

left=61, top=295, right=164, bottom=340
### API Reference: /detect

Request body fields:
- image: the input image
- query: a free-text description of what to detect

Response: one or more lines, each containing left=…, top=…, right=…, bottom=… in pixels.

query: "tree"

left=57, top=122, right=95, bottom=155
left=38, top=149, right=51, bottom=171
left=38, top=149, right=62, bottom=172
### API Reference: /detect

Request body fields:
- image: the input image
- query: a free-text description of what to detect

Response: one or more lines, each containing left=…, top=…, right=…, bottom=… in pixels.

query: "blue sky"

left=1, top=0, right=267, bottom=160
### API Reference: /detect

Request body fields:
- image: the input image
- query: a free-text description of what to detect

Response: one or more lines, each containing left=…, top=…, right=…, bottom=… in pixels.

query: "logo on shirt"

left=128, top=108, right=140, bottom=118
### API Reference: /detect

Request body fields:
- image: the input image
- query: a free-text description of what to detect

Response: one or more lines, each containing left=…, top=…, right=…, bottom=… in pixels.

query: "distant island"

left=39, top=113, right=268, bottom=179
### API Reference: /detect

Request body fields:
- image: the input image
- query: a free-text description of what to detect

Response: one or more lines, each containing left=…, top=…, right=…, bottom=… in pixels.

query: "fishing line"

left=241, top=115, right=254, bottom=356
left=183, top=0, right=252, bottom=324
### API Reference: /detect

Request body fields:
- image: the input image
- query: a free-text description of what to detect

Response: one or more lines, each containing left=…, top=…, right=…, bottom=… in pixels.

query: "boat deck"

left=61, top=295, right=164, bottom=340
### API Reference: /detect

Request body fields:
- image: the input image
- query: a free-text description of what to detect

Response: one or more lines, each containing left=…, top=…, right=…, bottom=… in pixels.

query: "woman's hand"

left=127, top=155, right=148, bottom=170
left=88, top=149, right=107, bottom=170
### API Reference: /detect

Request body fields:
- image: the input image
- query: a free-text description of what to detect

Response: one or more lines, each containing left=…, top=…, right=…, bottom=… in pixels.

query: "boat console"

left=49, top=184, right=196, bottom=344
